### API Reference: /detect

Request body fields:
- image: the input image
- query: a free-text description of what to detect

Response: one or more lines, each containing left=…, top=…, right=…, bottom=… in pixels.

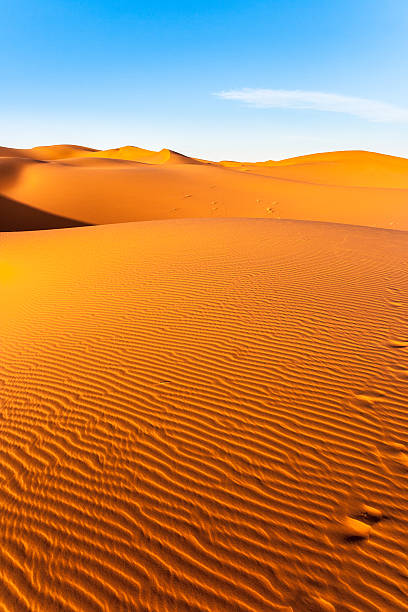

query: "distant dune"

left=1, top=218, right=407, bottom=611
left=87, top=146, right=204, bottom=165
left=0, top=144, right=98, bottom=160
left=1, top=145, right=408, bottom=230
left=221, top=150, right=408, bottom=189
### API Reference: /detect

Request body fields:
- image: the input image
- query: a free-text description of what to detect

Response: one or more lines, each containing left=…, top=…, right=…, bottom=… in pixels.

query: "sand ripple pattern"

left=0, top=218, right=407, bottom=611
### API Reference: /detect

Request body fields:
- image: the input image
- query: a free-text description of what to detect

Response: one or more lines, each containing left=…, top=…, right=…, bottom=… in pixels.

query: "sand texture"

left=1, top=146, right=408, bottom=230
left=1, top=217, right=408, bottom=611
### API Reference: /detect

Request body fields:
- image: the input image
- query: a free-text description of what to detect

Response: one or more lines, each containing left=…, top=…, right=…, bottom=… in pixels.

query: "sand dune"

left=221, top=150, right=408, bottom=189
left=1, top=217, right=407, bottom=611
left=1, top=146, right=408, bottom=230
left=0, top=193, right=87, bottom=231
left=0, top=144, right=98, bottom=160
left=0, top=145, right=202, bottom=165
left=86, top=146, right=204, bottom=165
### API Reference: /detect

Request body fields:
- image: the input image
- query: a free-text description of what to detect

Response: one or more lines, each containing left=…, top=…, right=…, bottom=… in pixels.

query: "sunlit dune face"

left=0, top=218, right=407, bottom=611
left=0, top=260, right=15, bottom=282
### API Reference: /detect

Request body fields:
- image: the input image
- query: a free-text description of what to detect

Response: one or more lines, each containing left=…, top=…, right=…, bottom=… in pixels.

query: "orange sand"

left=1, top=217, right=408, bottom=611
left=1, top=144, right=408, bottom=611
left=1, top=145, right=408, bottom=230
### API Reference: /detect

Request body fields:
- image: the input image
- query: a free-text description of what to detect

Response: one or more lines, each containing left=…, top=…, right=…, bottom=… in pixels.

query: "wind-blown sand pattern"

left=1, top=146, right=408, bottom=230
left=1, top=217, right=407, bottom=611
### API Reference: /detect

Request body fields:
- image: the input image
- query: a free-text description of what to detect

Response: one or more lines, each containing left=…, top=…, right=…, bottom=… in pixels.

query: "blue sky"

left=2, top=0, right=408, bottom=160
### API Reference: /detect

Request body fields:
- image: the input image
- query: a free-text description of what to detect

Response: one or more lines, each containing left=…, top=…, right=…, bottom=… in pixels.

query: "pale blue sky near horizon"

left=1, top=0, right=408, bottom=161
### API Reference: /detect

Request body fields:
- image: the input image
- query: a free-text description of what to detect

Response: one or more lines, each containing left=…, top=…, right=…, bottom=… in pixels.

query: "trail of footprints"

left=343, top=504, right=384, bottom=542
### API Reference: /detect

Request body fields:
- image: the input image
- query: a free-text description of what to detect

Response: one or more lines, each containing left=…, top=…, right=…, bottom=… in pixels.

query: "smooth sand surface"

left=221, top=150, right=408, bottom=188
left=1, top=146, right=408, bottom=230
left=1, top=217, right=408, bottom=611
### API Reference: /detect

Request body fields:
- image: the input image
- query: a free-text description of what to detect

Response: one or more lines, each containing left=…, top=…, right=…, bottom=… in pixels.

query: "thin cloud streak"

left=215, top=89, right=408, bottom=122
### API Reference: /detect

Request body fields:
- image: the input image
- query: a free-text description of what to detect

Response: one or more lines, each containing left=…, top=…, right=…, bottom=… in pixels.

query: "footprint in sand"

left=342, top=516, right=372, bottom=541
left=341, top=502, right=386, bottom=543
left=357, top=504, right=383, bottom=524
left=388, top=339, right=408, bottom=349
left=377, top=441, right=408, bottom=472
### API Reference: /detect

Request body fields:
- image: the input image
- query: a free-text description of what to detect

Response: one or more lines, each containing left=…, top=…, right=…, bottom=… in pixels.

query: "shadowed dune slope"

left=1, top=147, right=408, bottom=230
left=1, top=218, right=407, bottom=611
left=0, top=158, right=89, bottom=229
left=0, top=193, right=88, bottom=231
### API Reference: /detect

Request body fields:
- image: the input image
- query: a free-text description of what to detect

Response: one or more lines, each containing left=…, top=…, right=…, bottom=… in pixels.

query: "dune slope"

left=222, top=150, right=408, bottom=189
left=0, top=193, right=88, bottom=231
left=1, top=218, right=407, bottom=611
left=86, top=146, right=204, bottom=165
left=1, top=147, right=408, bottom=230
left=0, top=144, right=98, bottom=160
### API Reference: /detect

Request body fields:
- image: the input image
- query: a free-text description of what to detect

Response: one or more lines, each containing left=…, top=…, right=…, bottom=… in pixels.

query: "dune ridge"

left=86, top=146, right=204, bottom=165
left=1, top=218, right=407, bottom=611
left=0, top=144, right=98, bottom=160
left=221, top=150, right=408, bottom=189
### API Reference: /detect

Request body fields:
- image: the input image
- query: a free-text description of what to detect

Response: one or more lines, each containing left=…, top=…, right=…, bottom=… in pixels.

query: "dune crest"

left=221, top=150, right=408, bottom=189
left=0, top=144, right=98, bottom=161
left=87, top=146, right=203, bottom=165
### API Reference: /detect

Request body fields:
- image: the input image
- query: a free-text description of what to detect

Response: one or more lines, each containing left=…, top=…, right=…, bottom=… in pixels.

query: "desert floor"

left=0, top=145, right=407, bottom=611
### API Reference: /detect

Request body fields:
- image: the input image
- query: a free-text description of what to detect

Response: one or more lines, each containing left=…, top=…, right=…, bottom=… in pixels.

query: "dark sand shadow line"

left=0, top=193, right=90, bottom=231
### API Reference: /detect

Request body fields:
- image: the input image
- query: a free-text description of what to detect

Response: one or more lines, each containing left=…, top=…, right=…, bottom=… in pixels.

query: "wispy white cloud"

left=214, top=89, right=408, bottom=122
